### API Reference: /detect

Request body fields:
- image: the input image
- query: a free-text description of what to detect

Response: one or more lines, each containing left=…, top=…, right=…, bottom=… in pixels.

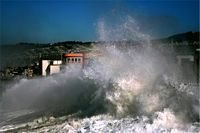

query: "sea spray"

left=0, top=15, right=199, bottom=132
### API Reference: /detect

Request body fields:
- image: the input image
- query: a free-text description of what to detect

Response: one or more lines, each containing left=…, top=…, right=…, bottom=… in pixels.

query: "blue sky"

left=0, top=0, right=199, bottom=44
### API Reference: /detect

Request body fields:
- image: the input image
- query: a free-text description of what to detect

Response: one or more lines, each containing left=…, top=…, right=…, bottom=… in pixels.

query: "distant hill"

left=154, top=31, right=199, bottom=43
left=0, top=41, right=93, bottom=70
left=0, top=32, right=199, bottom=70
left=167, top=31, right=199, bottom=42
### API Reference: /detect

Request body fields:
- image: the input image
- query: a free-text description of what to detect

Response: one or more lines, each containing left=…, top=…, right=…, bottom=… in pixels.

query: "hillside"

left=0, top=42, right=93, bottom=70
left=0, top=32, right=199, bottom=70
left=153, top=31, right=199, bottom=43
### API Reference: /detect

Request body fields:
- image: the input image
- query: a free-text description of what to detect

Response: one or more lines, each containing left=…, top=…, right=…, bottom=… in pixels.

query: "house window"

left=75, top=58, right=77, bottom=62
left=78, top=58, right=81, bottom=63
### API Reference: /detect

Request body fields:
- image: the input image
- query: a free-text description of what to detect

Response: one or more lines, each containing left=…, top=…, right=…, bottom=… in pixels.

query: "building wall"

left=50, top=65, right=60, bottom=75
left=42, top=60, right=50, bottom=76
left=41, top=60, right=62, bottom=76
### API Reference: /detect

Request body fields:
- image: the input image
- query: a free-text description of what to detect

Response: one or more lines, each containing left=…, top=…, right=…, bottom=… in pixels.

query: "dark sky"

left=0, top=0, right=199, bottom=44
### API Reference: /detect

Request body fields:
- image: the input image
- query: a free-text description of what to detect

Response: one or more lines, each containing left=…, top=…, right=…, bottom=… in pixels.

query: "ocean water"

left=0, top=15, right=199, bottom=132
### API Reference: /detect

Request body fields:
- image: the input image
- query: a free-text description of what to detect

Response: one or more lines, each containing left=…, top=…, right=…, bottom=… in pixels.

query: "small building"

left=40, top=59, right=62, bottom=76
left=62, top=53, right=84, bottom=68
